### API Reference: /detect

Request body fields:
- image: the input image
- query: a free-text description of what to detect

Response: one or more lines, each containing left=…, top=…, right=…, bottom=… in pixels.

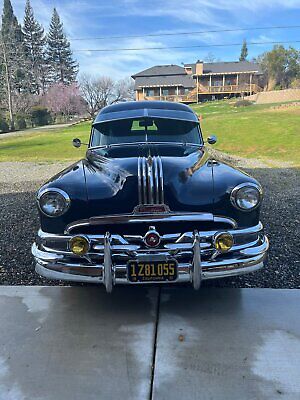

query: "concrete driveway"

left=0, top=286, right=299, bottom=400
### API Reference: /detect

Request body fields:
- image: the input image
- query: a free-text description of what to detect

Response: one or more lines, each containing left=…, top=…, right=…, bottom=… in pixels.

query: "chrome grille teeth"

left=138, top=156, right=164, bottom=205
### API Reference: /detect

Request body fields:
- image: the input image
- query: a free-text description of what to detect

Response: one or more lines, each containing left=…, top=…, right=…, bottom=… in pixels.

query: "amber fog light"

left=214, top=232, right=234, bottom=253
left=69, top=236, right=90, bottom=255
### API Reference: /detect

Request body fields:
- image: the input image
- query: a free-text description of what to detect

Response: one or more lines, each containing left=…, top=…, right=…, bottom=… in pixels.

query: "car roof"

left=93, top=101, right=198, bottom=125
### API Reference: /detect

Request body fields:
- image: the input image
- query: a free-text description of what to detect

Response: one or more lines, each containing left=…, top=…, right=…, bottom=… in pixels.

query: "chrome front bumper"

left=32, top=220, right=269, bottom=292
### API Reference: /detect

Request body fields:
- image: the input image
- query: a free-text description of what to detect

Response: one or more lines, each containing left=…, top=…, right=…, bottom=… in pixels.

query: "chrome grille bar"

left=138, top=156, right=164, bottom=205
left=142, top=156, right=147, bottom=204
left=138, top=157, right=142, bottom=204
left=157, top=156, right=164, bottom=204
left=153, top=156, right=160, bottom=204
left=147, top=157, right=154, bottom=204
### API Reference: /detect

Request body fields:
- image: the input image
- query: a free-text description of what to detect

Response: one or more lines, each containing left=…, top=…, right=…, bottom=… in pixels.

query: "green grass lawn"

left=0, top=100, right=299, bottom=165
left=192, top=100, right=300, bottom=166
left=0, top=122, right=91, bottom=162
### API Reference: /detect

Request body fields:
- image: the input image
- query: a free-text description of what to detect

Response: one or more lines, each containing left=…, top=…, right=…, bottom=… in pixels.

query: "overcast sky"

left=5, top=0, right=300, bottom=79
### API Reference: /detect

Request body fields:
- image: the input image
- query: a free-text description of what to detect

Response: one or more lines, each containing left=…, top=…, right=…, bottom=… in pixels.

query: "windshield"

left=90, top=118, right=202, bottom=147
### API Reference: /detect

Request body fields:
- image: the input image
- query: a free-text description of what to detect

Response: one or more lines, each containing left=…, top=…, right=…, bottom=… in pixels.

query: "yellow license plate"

left=127, top=260, right=178, bottom=282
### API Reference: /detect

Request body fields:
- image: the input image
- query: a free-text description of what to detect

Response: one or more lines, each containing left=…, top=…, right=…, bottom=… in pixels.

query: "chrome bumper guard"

left=32, top=221, right=268, bottom=293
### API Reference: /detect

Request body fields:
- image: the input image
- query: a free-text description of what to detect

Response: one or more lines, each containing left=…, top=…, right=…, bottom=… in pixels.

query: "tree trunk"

left=267, top=76, right=277, bottom=91
left=1, top=41, right=15, bottom=131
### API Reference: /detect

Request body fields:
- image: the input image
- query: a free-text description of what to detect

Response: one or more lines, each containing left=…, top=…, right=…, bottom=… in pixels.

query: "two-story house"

left=132, top=60, right=263, bottom=103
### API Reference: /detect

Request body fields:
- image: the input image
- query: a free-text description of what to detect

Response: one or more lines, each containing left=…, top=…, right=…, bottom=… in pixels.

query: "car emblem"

left=144, top=226, right=161, bottom=248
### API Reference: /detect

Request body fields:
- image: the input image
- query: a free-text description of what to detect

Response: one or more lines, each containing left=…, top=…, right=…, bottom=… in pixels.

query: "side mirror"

left=207, top=135, right=217, bottom=145
left=72, top=138, right=82, bottom=148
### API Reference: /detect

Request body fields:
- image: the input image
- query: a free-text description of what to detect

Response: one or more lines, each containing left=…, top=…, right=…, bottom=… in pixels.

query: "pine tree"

left=239, top=40, right=248, bottom=62
left=22, top=0, right=46, bottom=94
left=46, top=8, right=78, bottom=85
left=0, top=0, right=26, bottom=130
left=1, top=0, right=23, bottom=41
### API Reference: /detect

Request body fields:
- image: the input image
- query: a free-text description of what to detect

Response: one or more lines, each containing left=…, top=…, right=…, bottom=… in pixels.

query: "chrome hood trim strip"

left=138, top=156, right=164, bottom=205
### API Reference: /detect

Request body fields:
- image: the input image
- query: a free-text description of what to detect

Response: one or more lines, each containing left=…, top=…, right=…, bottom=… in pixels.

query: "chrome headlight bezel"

left=230, top=183, right=262, bottom=212
left=37, top=188, right=71, bottom=217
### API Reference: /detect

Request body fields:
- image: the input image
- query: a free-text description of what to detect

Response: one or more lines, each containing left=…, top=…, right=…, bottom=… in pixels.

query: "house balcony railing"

left=199, top=83, right=262, bottom=94
left=144, top=94, right=196, bottom=103
left=142, top=84, right=262, bottom=103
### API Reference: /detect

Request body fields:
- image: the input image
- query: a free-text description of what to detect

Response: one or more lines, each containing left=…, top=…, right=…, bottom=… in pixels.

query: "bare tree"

left=114, top=77, right=135, bottom=102
left=79, top=74, right=135, bottom=118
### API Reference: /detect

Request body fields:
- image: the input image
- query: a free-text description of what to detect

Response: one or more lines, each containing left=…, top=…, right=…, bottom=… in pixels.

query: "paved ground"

left=0, top=286, right=299, bottom=400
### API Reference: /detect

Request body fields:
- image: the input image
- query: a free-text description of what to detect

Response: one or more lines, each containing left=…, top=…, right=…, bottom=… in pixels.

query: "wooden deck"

left=199, top=83, right=262, bottom=94
left=143, top=84, right=262, bottom=103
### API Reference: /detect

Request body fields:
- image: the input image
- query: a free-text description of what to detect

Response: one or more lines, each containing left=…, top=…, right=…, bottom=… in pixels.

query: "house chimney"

left=196, top=60, right=204, bottom=75
left=184, top=65, right=193, bottom=74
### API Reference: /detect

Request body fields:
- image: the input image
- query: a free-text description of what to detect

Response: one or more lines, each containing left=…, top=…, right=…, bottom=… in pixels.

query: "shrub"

left=233, top=99, right=253, bottom=107
left=0, top=117, right=9, bottom=133
left=290, top=79, right=300, bottom=89
left=30, top=106, right=51, bottom=126
left=16, top=116, right=27, bottom=130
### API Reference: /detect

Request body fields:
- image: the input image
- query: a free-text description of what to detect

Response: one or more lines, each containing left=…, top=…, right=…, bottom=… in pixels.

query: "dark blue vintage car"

left=32, top=101, right=269, bottom=292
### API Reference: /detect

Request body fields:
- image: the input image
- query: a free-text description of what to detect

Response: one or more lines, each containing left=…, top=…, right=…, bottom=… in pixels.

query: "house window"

left=145, top=89, right=155, bottom=97
left=213, top=80, right=223, bottom=87
left=162, top=88, right=169, bottom=95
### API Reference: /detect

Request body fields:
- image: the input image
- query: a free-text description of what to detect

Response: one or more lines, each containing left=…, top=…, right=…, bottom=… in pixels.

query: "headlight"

left=37, top=189, right=70, bottom=217
left=230, top=183, right=262, bottom=211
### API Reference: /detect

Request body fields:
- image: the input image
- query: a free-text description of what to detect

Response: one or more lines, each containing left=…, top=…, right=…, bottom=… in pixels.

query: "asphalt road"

left=0, top=161, right=299, bottom=288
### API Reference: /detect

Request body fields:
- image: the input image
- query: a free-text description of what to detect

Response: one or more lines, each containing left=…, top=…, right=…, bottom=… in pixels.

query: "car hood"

left=39, top=147, right=260, bottom=233
left=83, top=148, right=214, bottom=215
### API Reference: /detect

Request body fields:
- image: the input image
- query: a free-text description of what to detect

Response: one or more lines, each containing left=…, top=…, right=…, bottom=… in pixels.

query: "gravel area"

left=0, top=159, right=299, bottom=288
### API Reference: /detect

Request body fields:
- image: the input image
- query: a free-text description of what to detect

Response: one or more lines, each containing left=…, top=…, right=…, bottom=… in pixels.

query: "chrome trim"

left=138, top=157, right=142, bottom=204
left=65, top=212, right=222, bottom=233
left=147, top=157, right=154, bottom=204
left=40, top=222, right=263, bottom=244
left=35, top=263, right=103, bottom=283
left=33, top=222, right=268, bottom=293
left=153, top=157, right=160, bottom=204
left=137, top=156, right=164, bottom=205
left=230, top=182, right=263, bottom=212
left=143, top=226, right=161, bottom=248
left=157, top=156, right=164, bottom=204
left=104, top=232, right=113, bottom=293
left=142, top=156, right=147, bottom=204
left=33, top=236, right=268, bottom=287
left=89, top=142, right=203, bottom=151
left=37, top=188, right=71, bottom=218
left=192, top=231, right=202, bottom=290
left=213, top=216, right=237, bottom=228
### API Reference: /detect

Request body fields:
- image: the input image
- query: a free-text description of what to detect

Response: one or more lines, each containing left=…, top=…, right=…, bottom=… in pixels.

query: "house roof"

left=132, top=64, right=187, bottom=78
left=131, top=61, right=262, bottom=90
left=184, top=61, right=262, bottom=75
left=133, top=74, right=195, bottom=90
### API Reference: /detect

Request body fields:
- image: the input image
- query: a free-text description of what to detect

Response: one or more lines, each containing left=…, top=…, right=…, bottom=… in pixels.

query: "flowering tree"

left=42, top=82, right=85, bottom=119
